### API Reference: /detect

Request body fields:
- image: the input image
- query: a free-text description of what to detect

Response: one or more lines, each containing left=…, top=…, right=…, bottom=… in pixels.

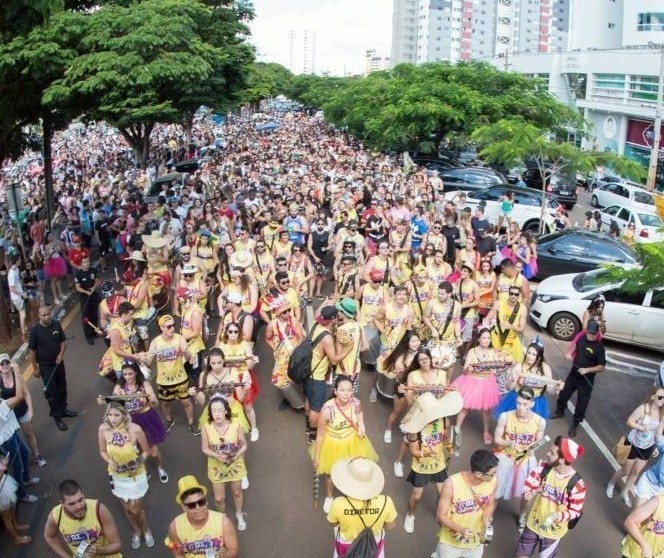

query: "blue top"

left=410, top=217, right=428, bottom=251
left=644, top=437, right=664, bottom=487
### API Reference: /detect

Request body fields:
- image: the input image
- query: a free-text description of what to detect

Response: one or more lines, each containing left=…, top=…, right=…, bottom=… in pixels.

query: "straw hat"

left=330, top=458, right=384, bottom=500
left=181, top=263, right=198, bottom=275
left=399, top=391, right=464, bottom=434
left=175, top=475, right=208, bottom=504
left=230, top=250, right=253, bottom=269
left=127, top=250, right=146, bottom=262
left=141, top=230, right=168, bottom=249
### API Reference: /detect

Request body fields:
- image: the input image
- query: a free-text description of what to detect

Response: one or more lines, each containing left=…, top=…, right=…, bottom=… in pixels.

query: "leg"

left=396, top=438, right=409, bottom=464
left=181, top=397, right=195, bottom=425
left=120, top=499, right=142, bottom=536
left=161, top=400, right=173, bottom=423
left=407, top=486, right=424, bottom=515
left=482, top=410, right=491, bottom=441
left=456, top=408, right=469, bottom=429
left=386, top=396, right=407, bottom=432
left=244, top=403, right=257, bottom=431
left=19, top=421, right=40, bottom=459
left=212, top=483, right=226, bottom=512
left=624, top=458, right=648, bottom=494
left=325, top=475, right=334, bottom=499
left=149, top=445, right=163, bottom=469
left=230, top=480, right=243, bottom=514
left=555, top=372, right=576, bottom=414
left=1, top=509, right=30, bottom=545
left=572, top=377, right=594, bottom=425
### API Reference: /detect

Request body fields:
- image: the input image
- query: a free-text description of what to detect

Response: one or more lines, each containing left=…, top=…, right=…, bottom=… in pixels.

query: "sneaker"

left=250, top=428, right=260, bottom=442
left=158, top=468, right=169, bottom=483
left=24, top=477, right=40, bottom=486
left=165, top=418, right=175, bottom=431
left=323, top=497, right=333, bottom=514
left=144, top=531, right=155, bottom=548
left=404, top=514, right=415, bottom=533
left=606, top=482, right=615, bottom=499
left=189, top=423, right=201, bottom=436
left=369, top=388, right=378, bottom=403
left=241, top=476, right=249, bottom=490
left=517, top=515, right=526, bottom=534
left=236, top=512, right=247, bottom=531
left=393, top=461, right=404, bottom=478
left=20, top=494, right=38, bottom=504
left=131, top=533, right=141, bottom=550
left=35, top=454, right=47, bottom=467
left=383, top=429, right=392, bottom=444
left=621, top=491, right=633, bottom=507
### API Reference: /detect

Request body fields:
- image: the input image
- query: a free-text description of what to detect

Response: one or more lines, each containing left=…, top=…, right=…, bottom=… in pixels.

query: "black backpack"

left=539, top=465, right=583, bottom=529
left=342, top=496, right=387, bottom=558
left=287, top=326, right=330, bottom=384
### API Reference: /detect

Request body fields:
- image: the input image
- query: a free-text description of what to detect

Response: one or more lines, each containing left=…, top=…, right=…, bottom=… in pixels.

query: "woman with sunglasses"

left=288, top=242, right=314, bottom=303
left=217, top=243, right=235, bottom=290
left=622, top=221, right=637, bottom=246
left=217, top=322, right=260, bottom=442
left=111, top=360, right=169, bottom=483
left=97, top=400, right=153, bottom=549
left=422, top=221, right=447, bottom=254
left=607, top=387, right=664, bottom=507
left=201, top=395, right=249, bottom=531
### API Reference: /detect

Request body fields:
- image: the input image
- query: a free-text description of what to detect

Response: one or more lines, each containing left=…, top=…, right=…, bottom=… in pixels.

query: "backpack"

left=539, top=465, right=583, bottom=529
left=287, top=326, right=330, bottom=384
left=342, top=496, right=387, bottom=558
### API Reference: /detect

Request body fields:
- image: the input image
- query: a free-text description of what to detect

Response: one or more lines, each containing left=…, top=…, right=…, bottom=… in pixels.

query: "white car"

left=599, top=205, right=664, bottom=243
left=444, top=185, right=557, bottom=234
left=591, top=181, right=654, bottom=211
left=529, top=268, right=664, bottom=352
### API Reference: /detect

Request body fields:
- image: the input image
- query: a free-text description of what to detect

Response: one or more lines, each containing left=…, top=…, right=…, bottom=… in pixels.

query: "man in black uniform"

left=74, top=256, right=100, bottom=345
left=550, top=320, right=606, bottom=437
left=28, top=305, right=76, bottom=431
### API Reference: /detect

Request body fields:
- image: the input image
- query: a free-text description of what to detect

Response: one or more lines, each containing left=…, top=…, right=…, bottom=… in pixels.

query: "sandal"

left=483, top=433, right=493, bottom=445
left=14, top=535, right=31, bottom=545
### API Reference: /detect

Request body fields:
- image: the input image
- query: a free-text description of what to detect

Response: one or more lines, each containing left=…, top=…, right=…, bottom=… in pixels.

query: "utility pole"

left=647, top=45, right=664, bottom=191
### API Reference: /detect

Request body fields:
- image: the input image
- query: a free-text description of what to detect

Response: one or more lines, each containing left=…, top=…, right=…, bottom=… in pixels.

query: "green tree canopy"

left=241, top=62, right=293, bottom=108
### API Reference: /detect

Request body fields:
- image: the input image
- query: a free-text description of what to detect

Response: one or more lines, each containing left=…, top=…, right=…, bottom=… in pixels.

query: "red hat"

left=175, top=287, right=193, bottom=299
left=559, top=438, right=584, bottom=463
left=369, top=268, right=384, bottom=282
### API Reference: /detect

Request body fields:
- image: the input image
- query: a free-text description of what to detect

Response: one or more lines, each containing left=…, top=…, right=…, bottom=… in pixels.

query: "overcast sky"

left=249, top=0, right=393, bottom=76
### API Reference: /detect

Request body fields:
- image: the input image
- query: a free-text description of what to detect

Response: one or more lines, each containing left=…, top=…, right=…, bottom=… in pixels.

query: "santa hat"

left=560, top=438, right=584, bottom=463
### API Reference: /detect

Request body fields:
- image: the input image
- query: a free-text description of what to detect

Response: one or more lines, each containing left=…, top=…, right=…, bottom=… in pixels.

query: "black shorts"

left=303, top=378, right=328, bottom=412
left=156, top=379, right=190, bottom=402
left=623, top=438, right=657, bottom=461
left=406, top=468, right=448, bottom=488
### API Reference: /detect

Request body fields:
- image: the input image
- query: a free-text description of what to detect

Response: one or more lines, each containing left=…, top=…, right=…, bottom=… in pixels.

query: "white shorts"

left=434, top=542, right=484, bottom=558
left=495, top=453, right=537, bottom=500
left=11, top=296, right=25, bottom=312
left=634, top=474, right=664, bottom=500
left=111, top=471, right=149, bottom=502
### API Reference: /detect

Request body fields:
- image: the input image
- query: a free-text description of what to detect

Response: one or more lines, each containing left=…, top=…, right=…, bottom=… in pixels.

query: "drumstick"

left=83, top=317, right=104, bottom=335
left=96, top=393, right=150, bottom=404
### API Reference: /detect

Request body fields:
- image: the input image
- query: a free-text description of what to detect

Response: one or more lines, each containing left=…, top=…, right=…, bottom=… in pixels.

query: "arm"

left=92, top=503, right=123, bottom=556
left=98, top=426, right=113, bottom=469
left=626, top=404, right=647, bottom=432
left=221, top=514, right=239, bottom=558
left=313, top=405, right=330, bottom=470
left=110, top=328, right=134, bottom=359
left=322, top=333, right=351, bottom=365
left=624, top=497, right=659, bottom=558
left=167, top=520, right=186, bottom=558
left=493, top=413, right=510, bottom=448
left=43, top=509, right=73, bottom=558
left=2, top=362, right=24, bottom=409
left=436, top=477, right=471, bottom=536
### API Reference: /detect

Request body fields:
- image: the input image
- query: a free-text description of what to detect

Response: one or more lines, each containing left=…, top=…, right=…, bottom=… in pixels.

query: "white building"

left=365, top=50, right=391, bottom=75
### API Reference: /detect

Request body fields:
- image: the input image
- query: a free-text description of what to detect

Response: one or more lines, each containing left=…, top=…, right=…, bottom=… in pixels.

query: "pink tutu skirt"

left=452, top=373, right=500, bottom=410
left=44, top=254, right=67, bottom=279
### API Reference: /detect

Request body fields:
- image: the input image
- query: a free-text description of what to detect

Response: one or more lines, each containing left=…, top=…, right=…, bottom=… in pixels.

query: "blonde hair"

left=104, top=401, right=132, bottom=429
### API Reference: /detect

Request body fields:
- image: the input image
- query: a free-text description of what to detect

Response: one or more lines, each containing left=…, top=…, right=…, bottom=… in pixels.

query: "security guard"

left=74, top=256, right=101, bottom=345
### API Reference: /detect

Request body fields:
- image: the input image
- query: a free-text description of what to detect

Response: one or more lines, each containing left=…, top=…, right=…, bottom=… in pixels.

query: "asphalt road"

left=0, top=289, right=656, bottom=558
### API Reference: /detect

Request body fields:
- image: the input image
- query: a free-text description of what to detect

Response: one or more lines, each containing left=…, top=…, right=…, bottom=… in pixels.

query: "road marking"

left=606, top=355, right=657, bottom=377
left=606, top=350, right=661, bottom=366
left=305, top=305, right=313, bottom=330
left=569, top=401, right=621, bottom=472
left=21, top=301, right=80, bottom=381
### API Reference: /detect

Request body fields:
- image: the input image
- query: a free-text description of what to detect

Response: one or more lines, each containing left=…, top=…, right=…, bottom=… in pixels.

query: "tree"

left=44, top=0, right=254, bottom=167
left=471, top=117, right=647, bottom=232
left=241, top=62, right=293, bottom=110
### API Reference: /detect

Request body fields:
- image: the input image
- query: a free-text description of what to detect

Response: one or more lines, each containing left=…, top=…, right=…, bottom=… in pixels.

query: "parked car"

left=143, top=172, right=188, bottom=204
left=410, top=154, right=460, bottom=174
left=588, top=172, right=622, bottom=192
left=529, top=268, right=664, bottom=352
left=444, top=184, right=557, bottom=233
left=590, top=181, right=654, bottom=210
left=535, top=228, right=637, bottom=280
left=436, top=167, right=507, bottom=193
left=523, top=168, right=578, bottom=210
left=598, top=205, right=664, bottom=243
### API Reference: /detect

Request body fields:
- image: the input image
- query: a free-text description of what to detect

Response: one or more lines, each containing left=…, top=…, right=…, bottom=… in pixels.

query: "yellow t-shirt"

left=496, top=273, right=526, bottom=303
left=335, top=320, right=361, bottom=377
left=52, top=499, right=122, bottom=558
left=181, top=305, right=205, bottom=355
left=411, top=418, right=447, bottom=475
left=497, top=412, right=542, bottom=459
left=109, top=319, right=132, bottom=373
left=429, top=299, right=459, bottom=342
left=154, top=334, right=187, bottom=386
left=106, top=429, right=145, bottom=478
left=526, top=468, right=581, bottom=540
left=204, top=421, right=247, bottom=483
left=438, top=473, right=496, bottom=548
left=310, top=324, right=331, bottom=381
left=622, top=494, right=664, bottom=557
left=359, top=283, right=386, bottom=326
left=327, top=495, right=398, bottom=541
left=173, top=510, right=226, bottom=556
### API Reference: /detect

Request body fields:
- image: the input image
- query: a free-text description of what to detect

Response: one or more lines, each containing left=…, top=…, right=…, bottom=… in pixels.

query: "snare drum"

left=376, top=370, right=396, bottom=400
left=279, top=382, right=305, bottom=410
left=429, top=342, right=457, bottom=369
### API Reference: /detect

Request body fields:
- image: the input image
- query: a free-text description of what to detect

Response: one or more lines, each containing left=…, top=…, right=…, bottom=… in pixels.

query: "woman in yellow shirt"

left=97, top=401, right=153, bottom=550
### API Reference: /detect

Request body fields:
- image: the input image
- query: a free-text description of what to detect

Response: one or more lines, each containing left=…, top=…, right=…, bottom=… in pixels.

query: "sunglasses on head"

left=183, top=498, right=207, bottom=510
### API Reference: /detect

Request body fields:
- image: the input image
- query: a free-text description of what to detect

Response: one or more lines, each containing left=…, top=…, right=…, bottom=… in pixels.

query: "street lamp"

left=647, top=44, right=664, bottom=191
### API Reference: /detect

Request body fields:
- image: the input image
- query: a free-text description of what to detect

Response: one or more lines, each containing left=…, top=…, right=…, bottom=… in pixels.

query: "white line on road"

left=606, top=355, right=657, bottom=376
left=606, top=351, right=661, bottom=366
left=569, top=401, right=622, bottom=472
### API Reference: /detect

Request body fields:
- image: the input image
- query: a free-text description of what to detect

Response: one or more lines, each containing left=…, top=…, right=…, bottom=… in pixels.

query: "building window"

left=638, top=13, right=664, bottom=32
left=629, top=75, right=658, bottom=102
left=608, top=23, right=615, bottom=29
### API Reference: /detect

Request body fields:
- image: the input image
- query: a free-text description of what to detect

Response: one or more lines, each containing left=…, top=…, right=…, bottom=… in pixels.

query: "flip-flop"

left=14, top=535, right=31, bottom=545
left=483, top=433, right=493, bottom=445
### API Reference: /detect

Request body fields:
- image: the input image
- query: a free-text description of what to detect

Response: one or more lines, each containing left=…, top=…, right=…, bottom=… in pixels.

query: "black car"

left=523, top=168, right=577, bottom=210
left=535, top=228, right=637, bottom=280
left=410, top=154, right=460, bottom=173
left=436, top=167, right=507, bottom=194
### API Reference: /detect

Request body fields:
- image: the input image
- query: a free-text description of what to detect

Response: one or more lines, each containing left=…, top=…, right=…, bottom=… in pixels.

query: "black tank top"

left=310, top=230, right=329, bottom=258
left=0, top=369, right=28, bottom=418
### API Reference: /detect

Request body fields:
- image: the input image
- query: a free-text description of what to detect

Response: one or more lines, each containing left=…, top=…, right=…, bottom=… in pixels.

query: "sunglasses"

left=227, top=329, right=239, bottom=334
left=0, top=360, right=9, bottom=366
left=293, top=248, right=302, bottom=253
left=657, top=396, right=664, bottom=401
left=184, top=274, right=194, bottom=278
left=183, top=498, right=207, bottom=510
left=509, top=292, right=520, bottom=296
left=163, top=324, right=175, bottom=329
left=279, top=281, right=290, bottom=286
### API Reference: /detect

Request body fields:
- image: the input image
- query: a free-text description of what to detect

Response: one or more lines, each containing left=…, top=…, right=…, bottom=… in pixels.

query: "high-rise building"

left=365, top=50, right=391, bottom=75
left=391, top=0, right=419, bottom=65
left=287, top=29, right=316, bottom=75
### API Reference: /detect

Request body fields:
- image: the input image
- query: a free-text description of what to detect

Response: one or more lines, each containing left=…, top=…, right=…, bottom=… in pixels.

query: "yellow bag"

left=613, top=436, right=630, bottom=465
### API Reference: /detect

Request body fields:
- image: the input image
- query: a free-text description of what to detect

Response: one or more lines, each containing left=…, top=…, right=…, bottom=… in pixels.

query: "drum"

left=429, top=342, right=457, bottom=369
left=376, top=370, right=396, bottom=400
left=150, top=285, right=169, bottom=315
left=278, top=383, right=305, bottom=410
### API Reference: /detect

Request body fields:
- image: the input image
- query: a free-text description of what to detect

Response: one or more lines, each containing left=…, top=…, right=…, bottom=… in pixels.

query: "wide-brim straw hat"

left=142, top=230, right=168, bottom=249
left=330, top=457, right=384, bottom=500
left=230, top=250, right=253, bottom=269
left=127, top=250, right=146, bottom=262
left=399, top=391, right=463, bottom=434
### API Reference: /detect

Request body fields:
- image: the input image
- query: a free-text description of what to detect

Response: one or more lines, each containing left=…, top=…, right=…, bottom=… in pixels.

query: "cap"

left=225, top=291, right=243, bottom=305
left=586, top=320, right=600, bottom=334
left=0, top=353, right=10, bottom=363
left=369, top=268, right=384, bottom=282
left=559, top=438, right=584, bottom=463
left=319, top=306, right=339, bottom=320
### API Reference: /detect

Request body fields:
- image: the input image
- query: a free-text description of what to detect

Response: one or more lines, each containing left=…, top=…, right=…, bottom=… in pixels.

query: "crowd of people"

left=0, top=110, right=659, bottom=558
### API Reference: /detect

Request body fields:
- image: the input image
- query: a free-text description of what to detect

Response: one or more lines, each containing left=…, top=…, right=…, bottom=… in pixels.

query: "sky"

left=248, top=0, right=393, bottom=76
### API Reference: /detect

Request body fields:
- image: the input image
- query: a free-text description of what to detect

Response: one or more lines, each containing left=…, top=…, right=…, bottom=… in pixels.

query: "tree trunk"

left=182, top=112, right=194, bottom=147
left=119, top=122, right=154, bottom=170
left=43, top=114, right=55, bottom=226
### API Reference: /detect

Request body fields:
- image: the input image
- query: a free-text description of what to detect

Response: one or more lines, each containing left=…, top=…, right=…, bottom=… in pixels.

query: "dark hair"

left=334, top=375, right=353, bottom=390
left=438, top=281, right=453, bottom=294
left=59, top=479, right=82, bottom=499
left=406, top=349, right=432, bottom=375
left=517, top=386, right=536, bottom=400
left=274, top=271, right=289, bottom=282
left=208, top=396, right=232, bottom=422
left=118, top=301, right=135, bottom=316
left=470, top=449, right=499, bottom=474
left=382, top=331, right=420, bottom=374
left=121, top=360, right=145, bottom=387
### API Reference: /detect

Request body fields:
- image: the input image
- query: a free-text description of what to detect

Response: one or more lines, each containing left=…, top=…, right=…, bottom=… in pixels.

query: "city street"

left=0, top=273, right=658, bottom=557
